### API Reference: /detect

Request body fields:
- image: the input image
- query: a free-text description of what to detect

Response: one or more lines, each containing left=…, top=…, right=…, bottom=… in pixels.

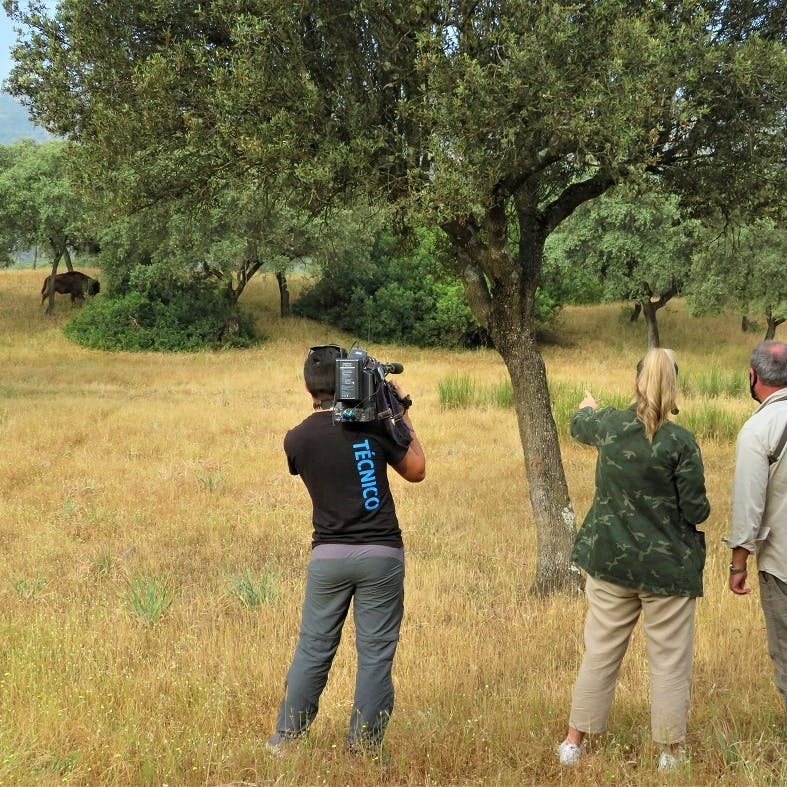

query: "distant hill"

left=0, top=91, right=50, bottom=144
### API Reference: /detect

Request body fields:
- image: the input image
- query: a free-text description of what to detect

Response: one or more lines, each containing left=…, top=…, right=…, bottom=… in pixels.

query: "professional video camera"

left=333, top=347, right=412, bottom=446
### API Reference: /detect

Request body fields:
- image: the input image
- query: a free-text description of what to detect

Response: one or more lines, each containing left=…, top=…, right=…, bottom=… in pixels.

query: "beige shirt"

left=727, top=389, right=787, bottom=582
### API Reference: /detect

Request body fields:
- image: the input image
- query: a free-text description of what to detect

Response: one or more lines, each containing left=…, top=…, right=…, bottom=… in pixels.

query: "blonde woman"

left=558, top=348, right=710, bottom=771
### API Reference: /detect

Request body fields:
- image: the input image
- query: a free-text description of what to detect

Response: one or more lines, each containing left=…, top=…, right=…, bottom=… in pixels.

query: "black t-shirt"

left=284, top=412, right=409, bottom=547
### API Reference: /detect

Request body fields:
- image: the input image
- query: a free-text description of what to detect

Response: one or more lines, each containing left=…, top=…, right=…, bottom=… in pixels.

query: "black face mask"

left=750, top=370, right=760, bottom=402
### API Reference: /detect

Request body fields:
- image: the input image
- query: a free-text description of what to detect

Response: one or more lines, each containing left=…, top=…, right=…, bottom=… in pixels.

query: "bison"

left=41, top=271, right=100, bottom=305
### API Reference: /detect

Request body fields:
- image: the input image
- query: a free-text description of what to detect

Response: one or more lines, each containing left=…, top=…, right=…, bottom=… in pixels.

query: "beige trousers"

left=569, top=574, right=696, bottom=744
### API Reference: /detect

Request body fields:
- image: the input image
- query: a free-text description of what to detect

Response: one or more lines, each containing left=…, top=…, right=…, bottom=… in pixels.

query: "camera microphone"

left=382, top=362, right=404, bottom=375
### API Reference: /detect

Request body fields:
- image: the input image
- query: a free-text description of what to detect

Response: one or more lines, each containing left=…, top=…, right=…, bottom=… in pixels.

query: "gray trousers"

left=275, top=549, right=404, bottom=745
left=759, top=571, right=787, bottom=711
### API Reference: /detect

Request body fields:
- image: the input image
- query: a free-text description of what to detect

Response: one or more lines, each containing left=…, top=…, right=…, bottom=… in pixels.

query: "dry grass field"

left=0, top=267, right=784, bottom=786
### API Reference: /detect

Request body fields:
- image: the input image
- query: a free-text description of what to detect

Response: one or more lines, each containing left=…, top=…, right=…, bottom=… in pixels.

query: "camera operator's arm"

left=388, top=380, right=426, bottom=482
left=394, top=411, right=425, bottom=482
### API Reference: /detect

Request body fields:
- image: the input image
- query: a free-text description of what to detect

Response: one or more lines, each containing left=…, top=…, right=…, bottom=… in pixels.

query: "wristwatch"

left=729, top=563, right=748, bottom=574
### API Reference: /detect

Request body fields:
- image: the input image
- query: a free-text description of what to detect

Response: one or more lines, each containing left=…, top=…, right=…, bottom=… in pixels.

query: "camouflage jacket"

left=571, top=405, right=710, bottom=598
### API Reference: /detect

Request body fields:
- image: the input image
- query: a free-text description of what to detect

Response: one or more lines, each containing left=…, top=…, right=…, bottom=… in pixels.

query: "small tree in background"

left=545, top=184, right=701, bottom=348
left=0, top=140, right=94, bottom=309
left=689, top=219, right=787, bottom=341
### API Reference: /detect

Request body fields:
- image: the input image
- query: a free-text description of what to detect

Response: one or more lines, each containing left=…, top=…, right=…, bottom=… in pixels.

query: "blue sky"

left=0, top=13, right=19, bottom=81
left=0, top=2, right=58, bottom=82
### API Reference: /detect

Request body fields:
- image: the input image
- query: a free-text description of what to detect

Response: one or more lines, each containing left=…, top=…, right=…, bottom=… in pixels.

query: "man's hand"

left=729, top=570, right=751, bottom=595
left=729, top=547, right=752, bottom=595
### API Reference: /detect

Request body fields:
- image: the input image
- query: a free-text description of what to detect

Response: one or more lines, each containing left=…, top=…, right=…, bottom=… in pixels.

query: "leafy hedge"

left=64, top=285, right=257, bottom=352
left=294, top=229, right=479, bottom=347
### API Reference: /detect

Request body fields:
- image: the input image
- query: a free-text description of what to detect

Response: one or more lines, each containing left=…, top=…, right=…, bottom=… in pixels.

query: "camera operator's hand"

left=387, top=379, right=412, bottom=410
left=390, top=382, right=424, bottom=482
left=387, top=379, right=404, bottom=398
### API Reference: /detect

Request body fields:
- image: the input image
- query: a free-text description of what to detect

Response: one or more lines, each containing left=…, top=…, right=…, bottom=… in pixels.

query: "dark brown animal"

left=41, top=271, right=100, bottom=305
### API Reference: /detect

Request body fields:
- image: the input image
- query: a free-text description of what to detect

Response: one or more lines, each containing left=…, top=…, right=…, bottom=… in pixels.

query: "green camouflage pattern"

left=571, top=405, right=710, bottom=598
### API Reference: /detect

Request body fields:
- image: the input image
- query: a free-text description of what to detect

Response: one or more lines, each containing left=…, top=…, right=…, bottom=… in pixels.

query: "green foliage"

left=195, top=469, right=223, bottom=493
left=63, top=284, right=256, bottom=352
left=431, top=371, right=744, bottom=445
left=541, top=248, right=605, bottom=305
left=676, top=402, right=746, bottom=444
left=680, top=369, right=748, bottom=399
left=226, top=565, right=280, bottom=608
left=438, top=372, right=746, bottom=443
left=125, top=574, right=174, bottom=627
left=548, top=382, right=632, bottom=437
left=436, top=375, right=512, bottom=410
left=688, top=218, right=787, bottom=335
left=294, top=228, right=484, bottom=348
left=7, top=577, right=46, bottom=600
left=545, top=184, right=700, bottom=305
left=482, top=379, right=514, bottom=409
left=437, top=373, right=476, bottom=409
left=0, top=140, right=91, bottom=266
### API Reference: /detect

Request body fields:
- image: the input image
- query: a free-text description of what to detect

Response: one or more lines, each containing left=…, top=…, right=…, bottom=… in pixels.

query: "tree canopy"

left=689, top=217, right=787, bottom=339
left=546, top=184, right=702, bottom=348
left=0, top=138, right=87, bottom=271
left=5, top=0, right=785, bottom=593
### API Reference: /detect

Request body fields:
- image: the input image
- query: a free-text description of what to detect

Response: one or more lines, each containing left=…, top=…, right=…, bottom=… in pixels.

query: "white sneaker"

left=558, top=740, right=582, bottom=765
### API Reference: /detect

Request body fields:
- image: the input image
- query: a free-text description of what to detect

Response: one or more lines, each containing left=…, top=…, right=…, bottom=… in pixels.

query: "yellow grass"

left=0, top=268, right=783, bottom=786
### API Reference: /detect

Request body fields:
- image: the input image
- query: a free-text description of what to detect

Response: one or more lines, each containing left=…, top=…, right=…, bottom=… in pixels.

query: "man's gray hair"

left=751, top=340, right=787, bottom=387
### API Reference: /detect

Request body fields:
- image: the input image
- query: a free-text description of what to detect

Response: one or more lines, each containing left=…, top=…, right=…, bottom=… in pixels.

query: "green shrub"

left=227, top=565, right=280, bottom=608
left=295, top=227, right=563, bottom=347
left=294, top=229, right=482, bottom=347
left=680, top=368, right=748, bottom=398
left=437, top=373, right=476, bottom=409
left=125, top=574, right=174, bottom=626
left=64, top=284, right=257, bottom=352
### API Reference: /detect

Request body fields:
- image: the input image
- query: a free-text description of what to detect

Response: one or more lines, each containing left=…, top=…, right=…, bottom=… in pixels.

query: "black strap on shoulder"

left=763, top=391, right=787, bottom=465
left=769, top=423, right=787, bottom=465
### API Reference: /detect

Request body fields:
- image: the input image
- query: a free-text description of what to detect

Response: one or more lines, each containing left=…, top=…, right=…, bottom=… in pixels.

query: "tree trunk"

left=637, top=283, right=680, bottom=350
left=630, top=302, right=641, bottom=322
left=503, top=333, right=582, bottom=596
left=276, top=271, right=291, bottom=317
left=742, top=315, right=751, bottom=332
left=764, top=306, right=785, bottom=341
left=640, top=299, right=661, bottom=348
left=63, top=246, right=74, bottom=272
left=45, top=252, right=62, bottom=314
left=227, top=242, right=265, bottom=303
left=447, top=208, right=582, bottom=597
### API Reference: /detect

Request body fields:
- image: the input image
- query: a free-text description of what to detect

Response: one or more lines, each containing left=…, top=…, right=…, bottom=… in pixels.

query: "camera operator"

left=268, top=344, right=425, bottom=758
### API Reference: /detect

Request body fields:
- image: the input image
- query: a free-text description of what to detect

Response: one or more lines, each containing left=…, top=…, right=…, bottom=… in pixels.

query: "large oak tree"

left=6, top=1, right=785, bottom=593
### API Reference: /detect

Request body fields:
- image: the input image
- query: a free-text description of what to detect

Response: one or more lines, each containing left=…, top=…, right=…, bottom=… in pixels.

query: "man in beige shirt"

left=726, top=340, right=787, bottom=711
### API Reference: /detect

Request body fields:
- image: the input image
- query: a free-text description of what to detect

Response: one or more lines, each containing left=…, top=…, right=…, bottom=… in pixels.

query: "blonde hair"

left=634, top=348, right=679, bottom=441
